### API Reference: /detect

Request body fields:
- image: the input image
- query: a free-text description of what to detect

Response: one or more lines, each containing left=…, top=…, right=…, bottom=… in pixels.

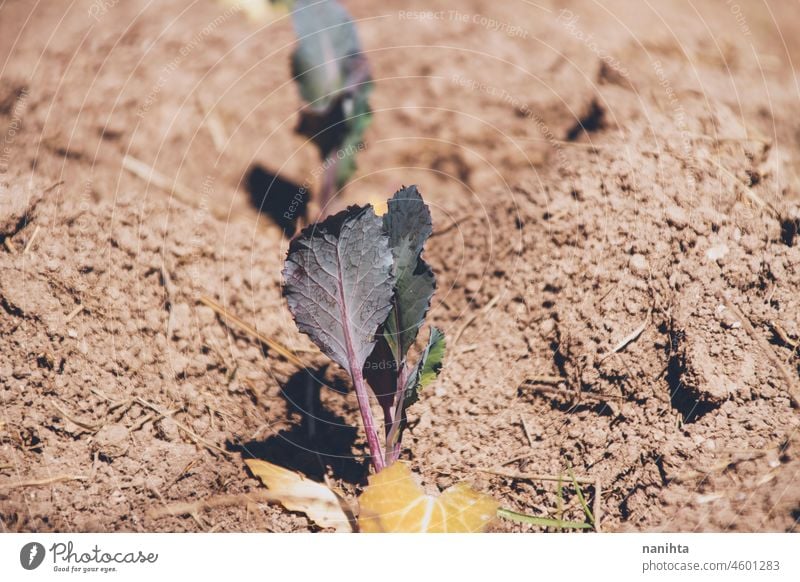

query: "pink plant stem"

left=385, top=362, right=409, bottom=465
left=389, top=437, right=402, bottom=464
left=351, top=365, right=385, bottom=473
left=335, top=248, right=385, bottom=474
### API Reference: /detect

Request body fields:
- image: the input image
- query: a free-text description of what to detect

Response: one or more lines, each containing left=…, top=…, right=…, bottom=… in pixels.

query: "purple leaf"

left=283, top=205, right=395, bottom=471
left=283, top=205, right=394, bottom=373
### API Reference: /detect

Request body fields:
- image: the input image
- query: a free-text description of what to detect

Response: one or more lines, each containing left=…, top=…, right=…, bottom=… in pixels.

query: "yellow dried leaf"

left=358, top=462, right=498, bottom=532
left=370, top=196, right=388, bottom=216
left=245, top=459, right=355, bottom=532
left=218, top=0, right=288, bottom=24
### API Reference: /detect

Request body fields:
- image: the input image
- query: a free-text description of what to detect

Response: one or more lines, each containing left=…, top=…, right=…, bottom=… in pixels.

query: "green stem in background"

left=317, top=158, right=338, bottom=221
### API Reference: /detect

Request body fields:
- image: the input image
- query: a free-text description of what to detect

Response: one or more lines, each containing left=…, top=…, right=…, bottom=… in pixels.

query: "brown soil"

left=1, top=0, right=799, bottom=532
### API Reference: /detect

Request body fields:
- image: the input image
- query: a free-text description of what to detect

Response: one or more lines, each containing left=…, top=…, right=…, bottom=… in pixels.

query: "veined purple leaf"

left=283, top=205, right=395, bottom=471
left=283, top=206, right=394, bottom=373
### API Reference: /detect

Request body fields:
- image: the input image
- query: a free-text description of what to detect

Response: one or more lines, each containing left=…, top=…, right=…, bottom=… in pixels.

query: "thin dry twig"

left=718, top=293, right=800, bottom=408
left=522, top=375, right=565, bottom=386
left=148, top=491, right=285, bottom=519
left=150, top=483, right=208, bottom=530
left=479, top=467, right=595, bottom=485
left=88, top=388, right=134, bottom=423
left=0, top=474, right=88, bottom=490
left=165, top=458, right=201, bottom=492
left=430, top=213, right=474, bottom=238
left=43, top=180, right=66, bottom=194
left=769, top=321, right=799, bottom=350
left=200, top=295, right=305, bottom=368
left=134, top=397, right=231, bottom=456
left=51, top=401, right=101, bottom=432
left=64, top=304, right=84, bottom=323
left=671, top=456, right=750, bottom=483
left=196, top=96, right=228, bottom=154
left=456, top=343, right=479, bottom=355
left=706, top=157, right=781, bottom=219
left=122, top=155, right=230, bottom=221
left=599, top=306, right=652, bottom=362
left=129, top=412, right=157, bottom=433
left=686, top=133, right=772, bottom=147
left=593, top=479, right=602, bottom=532
left=519, top=381, right=623, bottom=402
left=452, top=294, right=501, bottom=347
left=22, top=225, right=40, bottom=254
left=520, top=415, right=534, bottom=448
left=123, top=154, right=195, bottom=205
left=500, top=449, right=540, bottom=466
left=159, top=264, right=175, bottom=310
left=89, top=452, right=100, bottom=482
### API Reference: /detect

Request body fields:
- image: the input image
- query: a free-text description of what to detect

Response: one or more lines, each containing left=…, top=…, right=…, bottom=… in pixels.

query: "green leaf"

left=496, top=508, right=592, bottom=530
left=333, top=89, right=372, bottom=188
left=403, top=327, right=446, bottom=407
left=382, top=186, right=435, bottom=364
left=385, top=327, right=445, bottom=455
left=568, top=467, right=595, bottom=526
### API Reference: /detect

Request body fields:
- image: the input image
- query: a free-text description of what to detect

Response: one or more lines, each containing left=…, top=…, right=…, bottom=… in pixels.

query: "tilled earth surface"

left=1, top=0, right=799, bottom=532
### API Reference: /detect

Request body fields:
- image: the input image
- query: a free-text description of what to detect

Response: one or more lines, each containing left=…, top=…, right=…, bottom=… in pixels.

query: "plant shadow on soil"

left=227, top=366, right=369, bottom=484
left=245, top=165, right=308, bottom=235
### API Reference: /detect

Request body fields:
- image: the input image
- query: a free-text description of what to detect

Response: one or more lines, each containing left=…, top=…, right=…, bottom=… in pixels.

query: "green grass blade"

left=497, top=507, right=592, bottom=530
left=556, top=474, right=564, bottom=522
left=568, top=468, right=595, bottom=526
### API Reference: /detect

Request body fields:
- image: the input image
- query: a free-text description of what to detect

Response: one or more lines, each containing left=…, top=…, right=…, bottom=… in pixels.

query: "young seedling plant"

left=290, top=0, right=373, bottom=219
left=282, top=186, right=444, bottom=471
left=272, top=187, right=598, bottom=531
